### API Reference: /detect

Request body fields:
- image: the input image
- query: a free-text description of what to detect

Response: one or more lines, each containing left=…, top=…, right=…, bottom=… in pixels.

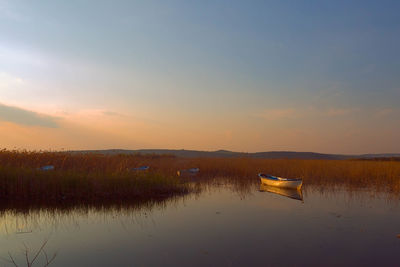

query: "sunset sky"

left=1, top=0, right=399, bottom=154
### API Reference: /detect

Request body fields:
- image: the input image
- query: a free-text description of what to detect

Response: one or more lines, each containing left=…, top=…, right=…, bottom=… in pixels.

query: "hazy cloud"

left=373, top=108, right=400, bottom=119
left=255, top=106, right=361, bottom=121
left=0, top=103, right=59, bottom=127
left=0, top=72, right=24, bottom=87
left=375, top=108, right=393, bottom=117
left=255, top=108, right=299, bottom=120
left=103, top=110, right=125, bottom=117
left=326, top=108, right=359, bottom=117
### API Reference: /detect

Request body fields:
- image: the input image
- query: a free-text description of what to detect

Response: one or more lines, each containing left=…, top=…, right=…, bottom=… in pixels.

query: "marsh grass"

left=0, top=150, right=190, bottom=206
left=1, top=150, right=400, bottom=206
left=190, top=157, right=400, bottom=194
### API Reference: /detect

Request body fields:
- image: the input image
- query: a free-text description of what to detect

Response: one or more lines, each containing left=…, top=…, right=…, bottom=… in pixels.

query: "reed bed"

left=1, top=149, right=400, bottom=206
left=0, top=150, right=189, bottom=206
left=189, top=157, right=400, bottom=193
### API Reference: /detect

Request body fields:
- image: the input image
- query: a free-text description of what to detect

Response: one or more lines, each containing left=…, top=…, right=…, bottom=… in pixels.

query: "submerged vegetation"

left=0, top=149, right=400, bottom=208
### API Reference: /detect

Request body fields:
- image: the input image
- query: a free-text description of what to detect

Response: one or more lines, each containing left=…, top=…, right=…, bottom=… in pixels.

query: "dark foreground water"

left=1, top=183, right=400, bottom=266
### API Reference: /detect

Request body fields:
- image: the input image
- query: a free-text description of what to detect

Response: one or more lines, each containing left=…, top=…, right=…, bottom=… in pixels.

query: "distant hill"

left=72, top=149, right=400, bottom=160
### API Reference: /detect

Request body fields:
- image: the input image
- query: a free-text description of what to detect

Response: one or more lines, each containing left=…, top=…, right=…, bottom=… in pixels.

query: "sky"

left=0, top=0, right=399, bottom=154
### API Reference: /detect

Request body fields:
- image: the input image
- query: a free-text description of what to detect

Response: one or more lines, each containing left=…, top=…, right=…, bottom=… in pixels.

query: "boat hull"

left=259, top=174, right=302, bottom=190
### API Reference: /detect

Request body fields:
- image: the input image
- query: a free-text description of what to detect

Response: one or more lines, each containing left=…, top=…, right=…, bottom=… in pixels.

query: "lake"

left=1, top=182, right=400, bottom=266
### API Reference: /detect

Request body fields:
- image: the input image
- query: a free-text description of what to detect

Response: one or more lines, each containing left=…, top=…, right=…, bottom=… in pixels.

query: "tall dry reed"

left=1, top=150, right=399, bottom=203
left=0, top=150, right=189, bottom=205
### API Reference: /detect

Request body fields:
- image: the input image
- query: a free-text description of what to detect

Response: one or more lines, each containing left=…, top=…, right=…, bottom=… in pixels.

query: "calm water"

left=1, top=183, right=400, bottom=266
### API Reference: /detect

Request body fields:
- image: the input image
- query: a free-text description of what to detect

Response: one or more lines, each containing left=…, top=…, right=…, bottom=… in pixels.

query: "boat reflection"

left=259, top=183, right=303, bottom=201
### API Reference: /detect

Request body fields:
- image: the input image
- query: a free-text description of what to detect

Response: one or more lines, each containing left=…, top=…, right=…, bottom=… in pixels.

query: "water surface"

left=1, top=184, right=400, bottom=266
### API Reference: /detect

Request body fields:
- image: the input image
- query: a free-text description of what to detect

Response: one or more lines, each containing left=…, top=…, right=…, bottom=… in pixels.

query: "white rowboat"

left=258, top=173, right=302, bottom=190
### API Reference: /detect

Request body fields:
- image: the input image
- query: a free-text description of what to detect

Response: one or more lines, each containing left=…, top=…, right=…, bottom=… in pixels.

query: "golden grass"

left=1, top=149, right=400, bottom=206
left=0, top=150, right=189, bottom=206
left=190, top=157, right=400, bottom=193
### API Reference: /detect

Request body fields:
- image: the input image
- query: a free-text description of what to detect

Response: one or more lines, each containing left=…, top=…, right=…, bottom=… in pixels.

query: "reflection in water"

left=0, top=192, right=188, bottom=215
left=1, top=181, right=400, bottom=266
left=259, top=183, right=303, bottom=201
left=4, top=239, right=57, bottom=267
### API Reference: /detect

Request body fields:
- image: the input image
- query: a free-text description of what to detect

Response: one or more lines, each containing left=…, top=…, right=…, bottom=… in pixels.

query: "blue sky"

left=0, top=0, right=399, bottom=153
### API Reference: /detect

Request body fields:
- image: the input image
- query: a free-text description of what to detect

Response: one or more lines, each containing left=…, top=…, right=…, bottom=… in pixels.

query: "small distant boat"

left=177, top=168, right=199, bottom=176
left=39, top=165, right=55, bottom=171
left=131, top=166, right=150, bottom=171
left=259, top=184, right=303, bottom=201
left=258, top=173, right=302, bottom=190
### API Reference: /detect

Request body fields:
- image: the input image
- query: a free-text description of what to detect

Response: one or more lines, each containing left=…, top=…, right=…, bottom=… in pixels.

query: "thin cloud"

left=0, top=103, right=59, bottom=128
left=373, top=108, right=399, bottom=119
left=326, top=108, right=359, bottom=117
left=103, top=110, right=126, bottom=117
left=255, top=108, right=300, bottom=120
left=255, top=106, right=360, bottom=121
left=0, top=72, right=24, bottom=87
